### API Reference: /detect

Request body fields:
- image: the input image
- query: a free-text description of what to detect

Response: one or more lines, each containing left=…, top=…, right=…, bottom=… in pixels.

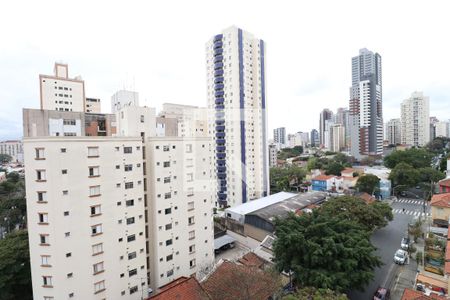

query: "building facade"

left=435, top=121, right=449, bottom=138
left=329, top=124, right=345, bottom=152
left=401, top=92, right=430, bottom=147
left=206, top=26, right=269, bottom=207
left=310, top=129, right=319, bottom=147
left=145, top=137, right=214, bottom=290
left=24, top=137, right=149, bottom=300
left=111, top=90, right=139, bottom=113
left=273, top=127, right=286, bottom=146
left=268, top=143, right=277, bottom=167
left=319, top=109, right=333, bottom=147
left=40, top=63, right=86, bottom=112
left=386, top=118, right=401, bottom=145
left=0, top=140, right=23, bottom=162
left=86, top=98, right=101, bottom=113
left=349, top=48, right=383, bottom=158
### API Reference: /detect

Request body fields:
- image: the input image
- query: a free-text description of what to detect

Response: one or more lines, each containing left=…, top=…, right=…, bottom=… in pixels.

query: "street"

left=348, top=198, right=427, bottom=300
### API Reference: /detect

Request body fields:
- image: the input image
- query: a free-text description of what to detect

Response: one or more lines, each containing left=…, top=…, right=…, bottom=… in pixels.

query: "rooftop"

left=431, top=193, right=450, bottom=208
left=312, top=175, right=335, bottom=181
left=225, top=192, right=296, bottom=216
left=149, top=276, right=210, bottom=300
left=401, top=288, right=445, bottom=300
left=246, top=192, right=327, bottom=224
left=439, top=178, right=450, bottom=187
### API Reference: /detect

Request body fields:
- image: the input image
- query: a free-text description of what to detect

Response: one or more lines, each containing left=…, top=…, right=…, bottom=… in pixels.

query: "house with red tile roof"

left=431, top=193, right=450, bottom=227
left=149, top=276, right=211, bottom=300
left=401, top=288, right=446, bottom=300
left=311, top=174, right=343, bottom=192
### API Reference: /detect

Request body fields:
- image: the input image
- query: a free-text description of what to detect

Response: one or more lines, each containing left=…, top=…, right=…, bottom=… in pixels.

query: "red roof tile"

left=150, top=276, right=210, bottom=300
left=431, top=193, right=450, bottom=208
left=202, top=261, right=279, bottom=300
left=238, top=252, right=266, bottom=269
left=401, top=288, right=446, bottom=300
left=439, top=178, right=450, bottom=187
left=358, top=192, right=376, bottom=204
left=342, top=168, right=354, bottom=173
left=313, top=175, right=334, bottom=181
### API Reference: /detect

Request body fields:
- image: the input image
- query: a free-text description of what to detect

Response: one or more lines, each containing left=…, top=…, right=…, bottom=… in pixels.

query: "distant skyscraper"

left=435, top=121, right=449, bottom=138
left=319, top=109, right=333, bottom=146
left=310, top=129, right=319, bottom=147
left=206, top=26, right=268, bottom=207
left=268, top=144, right=277, bottom=167
left=330, top=124, right=346, bottom=152
left=349, top=48, right=383, bottom=158
left=273, top=127, right=286, bottom=145
left=401, top=92, right=430, bottom=147
left=385, top=118, right=401, bottom=145
left=430, top=116, right=439, bottom=142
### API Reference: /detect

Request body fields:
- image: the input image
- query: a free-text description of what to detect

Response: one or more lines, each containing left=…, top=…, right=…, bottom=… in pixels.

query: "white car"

left=394, top=249, right=407, bottom=265
left=401, top=237, right=410, bottom=250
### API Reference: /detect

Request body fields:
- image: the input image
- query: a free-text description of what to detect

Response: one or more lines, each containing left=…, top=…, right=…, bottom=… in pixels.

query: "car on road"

left=401, top=237, right=410, bottom=250
left=394, top=249, right=408, bottom=265
left=373, top=286, right=390, bottom=300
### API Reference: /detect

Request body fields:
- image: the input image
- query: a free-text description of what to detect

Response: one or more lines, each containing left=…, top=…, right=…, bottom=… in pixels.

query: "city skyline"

left=1, top=0, right=450, bottom=140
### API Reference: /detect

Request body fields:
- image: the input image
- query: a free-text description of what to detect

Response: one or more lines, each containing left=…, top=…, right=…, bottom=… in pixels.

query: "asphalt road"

left=348, top=198, right=427, bottom=300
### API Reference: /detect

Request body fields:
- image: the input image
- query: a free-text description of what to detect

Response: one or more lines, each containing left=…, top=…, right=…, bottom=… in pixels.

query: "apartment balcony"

left=213, top=34, right=223, bottom=42
left=214, top=62, right=224, bottom=69
left=215, top=125, right=225, bottom=131
left=216, top=152, right=226, bottom=159
left=217, top=173, right=226, bottom=180
left=218, top=192, right=227, bottom=200
left=214, top=70, right=224, bottom=76
left=215, top=91, right=224, bottom=97
left=215, top=112, right=225, bottom=119
left=215, top=98, right=224, bottom=105
left=217, top=166, right=226, bottom=172
left=214, top=48, right=223, bottom=55
left=216, top=145, right=226, bottom=152
left=214, top=56, right=223, bottom=63
left=215, top=104, right=224, bottom=110
left=216, top=132, right=225, bottom=138
left=215, top=119, right=225, bottom=125
left=215, top=83, right=224, bottom=90
left=214, top=77, right=224, bottom=84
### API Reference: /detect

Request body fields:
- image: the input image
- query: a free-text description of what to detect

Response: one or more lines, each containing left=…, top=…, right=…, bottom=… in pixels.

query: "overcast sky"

left=1, top=0, right=450, bottom=140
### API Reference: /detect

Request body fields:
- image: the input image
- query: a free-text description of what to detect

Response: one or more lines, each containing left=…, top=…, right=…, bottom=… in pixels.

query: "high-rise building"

left=349, top=48, right=383, bottom=158
left=310, top=129, right=319, bottom=147
left=273, top=127, right=286, bottom=145
left=0, top=140, right=23, bottom=162
left=385, top=118, right=401, bottom=145
left=324, top=119, right=334, bottom=150
left=329, top=124, right=345, bottom=152
left=435, top=121, right=449, bottom=138
left=24, top=136, right=149, bottom=299
left=85, top=97, right=101, bottom=113
left=401, top=92, right=430, bottom=147
left=268, top=144, right=277, bottom=167
left=319, top=109, right=333, bottom=146
left=111, top=90, right=139, bottom=113
left=39, top=63, right=86, bottom=112
left=206, top=26, right=269, bottom=207
left=429, top=117, right=439, bottom=142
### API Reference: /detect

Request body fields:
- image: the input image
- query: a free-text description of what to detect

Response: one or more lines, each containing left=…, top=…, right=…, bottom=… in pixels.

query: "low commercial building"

left=311, top=175, right=343, bottom=192
left=431, top=193, right=450, bottom=227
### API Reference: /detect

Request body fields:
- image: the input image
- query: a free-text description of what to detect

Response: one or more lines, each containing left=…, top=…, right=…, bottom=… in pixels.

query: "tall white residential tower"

left=401, top=92, right=430, bottom=147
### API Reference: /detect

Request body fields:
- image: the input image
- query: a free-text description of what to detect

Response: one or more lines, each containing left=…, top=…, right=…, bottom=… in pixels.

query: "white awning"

left=214, top=235, right=235, bottom=250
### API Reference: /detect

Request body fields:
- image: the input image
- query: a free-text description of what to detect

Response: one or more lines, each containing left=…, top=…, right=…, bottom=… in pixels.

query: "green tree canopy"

left=0, top=230, right=32, bottom=300
left=0, top=154, right=12, bottom=163
left=270, top=166, right=307, bottom=194
left=325, top=162, right=344, bottom=176
left=384, top=148, right=433, bottom=169
left=319, top=196, right=393, bottom=231
left=418, top=167, right=445, bottom=183
left=278, top=146, right=303, bottom=160
left=283, top=287, right=348, bottom=300
left=389, top=162, right=420, bottom=188
left=273, top=212, right=382, bottom=293
left=355, top=174, right=380, bottom=194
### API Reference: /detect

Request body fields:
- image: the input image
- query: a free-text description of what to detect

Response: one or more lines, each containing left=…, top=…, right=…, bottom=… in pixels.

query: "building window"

left=63, top=119, right=76, bottom=125
left=188, top=216, right=195, bottom=225
left=91, top=224, right=102, bottom=236
left=189, top=245, right=195, bottom=253
left=94, top=280, right=105, bottom=294
left=187, top=187, right=194, bottom=197
left=126, top=217, right=135, bottom=225
left=66, top=252, right=71, bottom=257
left=93, top=262, right=104, bottom=274
left=129, top=268, right=137, bottom=277
left=37, top=191, right=47, bottom=202
left=128, top=252, right=137, bottom=260
left=190, top=259, right=196, bottom=268
left=167, top=269, right=174, bottom=277
left=165, top=208, right=171, bottom=215
left=44, top=297, right=54, bottom=300
left=89, top=185, right=101, bottom=197
left=63, top=190, right=68, bottom=195
left=124, top=164, right=133, bottom=172
left=89, top=166, right=100, bottom=177
left=91, top=205, right=101, bottom=216
left=186, top=144, right=192, bottom=153
left=40, top=234, right=49, bottom=245
left=166, top=239, right=172, bottom=246
left=130, top=286, right=138, bottom=294
left=38, top=213, right=49, bottom=224
left=186, top=173, right=194, bottom=182
left=125, top=182, right=134, bottom=189
left=140, top=115, right=145, bottom=123
left=61, top=169, right=68, bottom=175
left=163, top=145, right=170, bottom=152
left=165, top=223, right=172, bottom=230
left=188, top=201, right=194, bottom=211
left=189, top=230, right=195, bottom=240
left=36, top=170, right=46, bottom=181
left=42, top=276, right=52, bottom=287
left=35, top=148, right=45, bottom=160
left=127, top=234, right=136, bottom=242
left=92, top=243, right=103, bottom=255
left=164, top=192, right=171, bottom=199
left=124, top=147, right=132, bottom=154
left=87, top=147, right=99, bottom=157
left=41, top=255, right=50, bottom=266
left=164, top=176, right=171, bottom=183
left=163, top=161, right=170, bottom=167
left=126, top=199, right=134, bottom=207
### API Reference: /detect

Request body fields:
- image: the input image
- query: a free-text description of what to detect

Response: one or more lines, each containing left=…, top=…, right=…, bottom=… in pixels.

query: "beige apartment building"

left=24, top=137, right=149, bottom=300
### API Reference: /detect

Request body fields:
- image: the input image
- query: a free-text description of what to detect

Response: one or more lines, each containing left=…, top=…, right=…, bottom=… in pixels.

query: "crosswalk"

left=394, top=199, right=425, bottom=205
left=392, top=209, right=430, bottom=217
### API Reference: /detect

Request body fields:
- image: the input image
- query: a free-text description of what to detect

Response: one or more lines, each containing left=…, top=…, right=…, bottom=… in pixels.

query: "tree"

left=319, top=196, right=393, bottom=232
left=355, top=174, right=380, bottom=194
left=333, top=153, right=352, bottom=167
left=389, top=162, right=420, bottom=188
left=325, top=162, right=344, bottom=176
left=384, top=148, right=433, bottom=169
left=440, top=154, right=450, bottom=172
left=0, top=154, right=12, bottom=163
left=270, top=167, right=307, bottom=194
left=0, top=230, right=32, bottom=300
left=0, top=197, right=27, bottom=232
left=283, top=287, right=348, bottom=300
left=273, top=212, right=382, bottom=293
left=419, top=167, right=445, bottom=183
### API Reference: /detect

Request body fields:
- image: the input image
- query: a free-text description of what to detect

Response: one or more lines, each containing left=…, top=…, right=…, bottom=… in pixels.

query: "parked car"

left=374, top=286, right=390, bottom=300
left=394, top=249, right=407, bottom=265
left=401, top=237, right=410, bottom=250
